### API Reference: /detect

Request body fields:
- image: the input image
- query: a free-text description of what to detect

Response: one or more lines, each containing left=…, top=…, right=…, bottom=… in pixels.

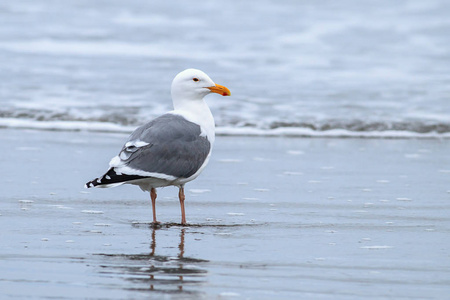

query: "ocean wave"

left=216, top=126, right=450, bottom=139
left=1, top=117, right=449, bottom=139
left=266, top=120, right=450, bottom=134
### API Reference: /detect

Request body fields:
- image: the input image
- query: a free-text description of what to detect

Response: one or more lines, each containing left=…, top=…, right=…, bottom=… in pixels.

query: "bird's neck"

left=171, top=97, right=215, bottom=144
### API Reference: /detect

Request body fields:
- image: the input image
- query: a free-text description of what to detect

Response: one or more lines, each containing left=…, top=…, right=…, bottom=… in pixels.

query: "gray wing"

left=117, top=114, right=211, bottom=179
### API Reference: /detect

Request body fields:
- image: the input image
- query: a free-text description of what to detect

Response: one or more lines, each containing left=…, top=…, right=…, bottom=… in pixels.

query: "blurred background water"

left=1, top=0, right=449, bottom=137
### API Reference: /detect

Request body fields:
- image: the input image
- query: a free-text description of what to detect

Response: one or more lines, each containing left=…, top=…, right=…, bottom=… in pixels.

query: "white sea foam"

left=18, top=200, right=34, bottom=203
left=216, top=127, right=450, bottom=139
left=81, top=210, right=104, bottom=214
left=360, top=246, right=393, bottom=250
left=3, top=119, right=436, bottom=139
left=7, top=119, right=439, bottom=139
left=0, top=118, right=134, bottom=133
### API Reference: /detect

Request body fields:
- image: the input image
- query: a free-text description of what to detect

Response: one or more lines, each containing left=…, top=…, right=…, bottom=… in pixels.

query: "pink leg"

left=178, top=186, right=186, bottom=225
left=150, top=188, right=160, bottom=224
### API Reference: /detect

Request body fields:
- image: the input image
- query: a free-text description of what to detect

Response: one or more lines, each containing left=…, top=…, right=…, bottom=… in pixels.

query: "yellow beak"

left=207, top=84, right=231, bottom=96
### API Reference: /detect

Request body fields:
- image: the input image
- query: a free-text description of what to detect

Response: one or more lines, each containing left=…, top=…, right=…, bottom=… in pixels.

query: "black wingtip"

left=85, top=178, right=101, bottom=188
left=85, top=168, right=147, bottom=188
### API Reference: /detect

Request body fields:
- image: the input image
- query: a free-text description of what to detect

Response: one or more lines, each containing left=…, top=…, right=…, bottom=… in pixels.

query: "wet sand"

left=1, top=129, right=449, bottom=299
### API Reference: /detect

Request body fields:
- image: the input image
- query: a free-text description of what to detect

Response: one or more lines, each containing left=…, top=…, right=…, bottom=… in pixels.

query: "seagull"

left=85, top=69, right=230, bottom=225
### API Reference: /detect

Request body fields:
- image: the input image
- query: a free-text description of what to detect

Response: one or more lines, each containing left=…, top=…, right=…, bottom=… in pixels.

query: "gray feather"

left=118, top=114, right=210, bottom=178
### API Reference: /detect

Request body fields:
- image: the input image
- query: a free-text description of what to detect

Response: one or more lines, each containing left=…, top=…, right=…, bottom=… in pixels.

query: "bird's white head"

left=171, top=69, right=231, bottom=104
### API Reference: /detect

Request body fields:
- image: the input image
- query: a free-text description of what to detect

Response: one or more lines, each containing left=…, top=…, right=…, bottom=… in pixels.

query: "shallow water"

left=0, top=0, right=450, bottom=137
left=1, top=129, right=449, bottom=299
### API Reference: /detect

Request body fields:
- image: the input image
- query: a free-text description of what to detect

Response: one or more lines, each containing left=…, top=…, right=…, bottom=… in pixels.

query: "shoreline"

left=1, top=119, right=450, bottom=139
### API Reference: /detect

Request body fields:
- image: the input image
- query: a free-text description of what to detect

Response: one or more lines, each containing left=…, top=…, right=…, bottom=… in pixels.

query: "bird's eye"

left=193, top=78, right=199, bottom=82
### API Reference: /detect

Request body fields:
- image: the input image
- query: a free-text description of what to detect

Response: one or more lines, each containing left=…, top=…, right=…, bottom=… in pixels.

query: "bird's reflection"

left=148, top=228, right=190, bottom=292
left=96, top=226, right=207, bottom=295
